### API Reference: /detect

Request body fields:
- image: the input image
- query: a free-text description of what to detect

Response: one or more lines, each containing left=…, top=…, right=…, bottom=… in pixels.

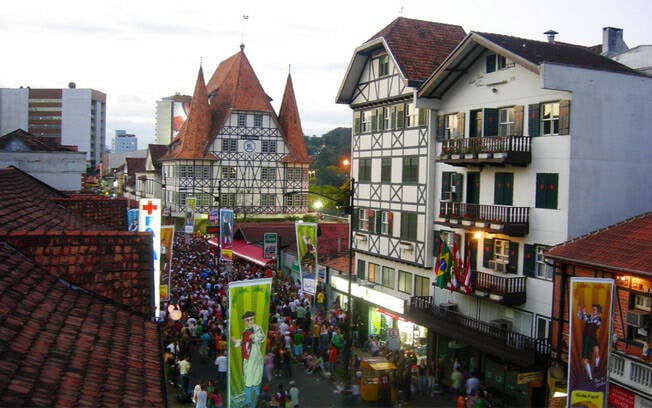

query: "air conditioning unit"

left=439, top=303, right=458, bottom=312
left=489, top=319, right=513, bottom=331
left=627, top=309, right=651, bottom=327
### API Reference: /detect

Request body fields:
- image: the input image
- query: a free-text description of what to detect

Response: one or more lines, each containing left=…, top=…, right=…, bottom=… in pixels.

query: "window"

left=634, top=294, right=651, bottom=311
left=222, top=166, right=237, bottom=180
left=494, top=172, right=513, bottom=206
left=535, top=246, right=554, bottom=280
left=357, top=259, right=366, bottom=280
left=486, top=54, right=507, bottom=73
left=359, top=209, right=370, bottom=231
left=498, top=107, right=514, bottom=136
left=368, top=263, right=381, bottom=284
left=286, top=168, right=305, bottom=181
left=222, top=139, right=237, bottom=152
left=261, top=167, right=276, bottom=181
left=535, top=173, right=558, bottom=209
left=383, top=107, right=392, bottom=130
left=221, top=192, right=236, bottom=207
left=441, top=172, right=463, bottom=202
left=381, top=157, right=392, bottom=183
left=402, top=156, right=418, bottom=183
left=254, top=113, right=263, bottom=128
left=398, top=270, right=413, bottom=294
left=414, top=275, right=430, bottom=296
left=359, top=158, right=371, bottom=182
left=238, top=113, right=247, bottom=127
left=400, top=212, right=417, bottom=241
left=541, top=103, right=559, bottom=135
left=284, top=192, right=306, bottom=207
left=382, top=266, right=395, bottom=289
left=444, top=114, right=458, bottom=139
left=260, top=194, right=276, bottom=207
left=494, top=239, right=510, bottom=265
left=378, top=55, right=389, bottom=77
left=262, top=140, right=277, bottom=153
left=361, top=111, right=371, bottom=133
left=405, top=103, right=418, bottom=128
left=536, top=316, right=551, bottom=340
left=381, top=211, right=393, bottom=235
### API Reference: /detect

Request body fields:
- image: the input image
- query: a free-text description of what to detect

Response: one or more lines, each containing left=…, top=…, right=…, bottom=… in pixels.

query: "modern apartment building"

left=111, top=130, right=138, bottom=153
left=154, top=93, right=191, bottom=146
left=0, top=84, right=106, bottom=168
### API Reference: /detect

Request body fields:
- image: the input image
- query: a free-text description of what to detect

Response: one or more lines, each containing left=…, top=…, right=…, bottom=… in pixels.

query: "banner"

left=138, top=199, right=161, bottom=320
left=159, top=225, right=174, bottom=302
left=567, top=278, right=614, bottom=408
left=263, top=232, right=277, bottom=260
left=228, top=278, right=272, bottom=408
left=220, top=209, right=234, bottom=262
left=295, top=222, right=317, bottom=294
left=435, top=239, right=452, bottom=288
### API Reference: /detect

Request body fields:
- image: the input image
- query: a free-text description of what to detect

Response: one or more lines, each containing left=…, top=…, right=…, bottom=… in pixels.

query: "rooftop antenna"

left=241, top=14, right=249, bottom=49
left=399, top=5, right=404, bottom=16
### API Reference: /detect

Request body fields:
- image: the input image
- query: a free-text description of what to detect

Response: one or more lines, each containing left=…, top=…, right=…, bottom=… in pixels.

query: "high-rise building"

left=0, top=83, right=106, bottom=167
left=111, top=129, right=138, bottom=153
left=155, top=93, right=191, bottom=145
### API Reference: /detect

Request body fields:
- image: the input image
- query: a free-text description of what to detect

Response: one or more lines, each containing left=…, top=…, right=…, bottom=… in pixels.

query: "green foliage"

left=305, top=127, right=352, bottom=186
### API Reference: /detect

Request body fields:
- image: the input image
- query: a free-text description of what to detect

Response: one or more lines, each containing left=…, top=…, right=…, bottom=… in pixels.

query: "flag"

left=449, top=242, right=461, bottom=293
left=435, top=240, right=452, bottom=288
left=462, top=244, right=472, bottom=295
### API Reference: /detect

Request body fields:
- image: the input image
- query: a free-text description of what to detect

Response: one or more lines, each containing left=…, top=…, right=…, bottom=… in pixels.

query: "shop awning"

left=231, top=239, right=274, bottom=267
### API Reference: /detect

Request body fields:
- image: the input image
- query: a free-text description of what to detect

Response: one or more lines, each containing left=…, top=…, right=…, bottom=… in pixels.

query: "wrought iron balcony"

left=405, top=297, right=549, bottom=367
left=436, top=202, right=529, bottom=236
left=471, top=270, right=527, bottom=306
left=438, top=136, right=531, bottom=167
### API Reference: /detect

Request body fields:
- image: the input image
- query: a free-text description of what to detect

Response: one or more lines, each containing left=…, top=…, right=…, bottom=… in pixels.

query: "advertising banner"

left=295, top=222, right=318, bottom=295
left=159, top=225, right=174, bottom=302
left=138, top=199, right=161, bottom=320
left=220, top=209, right=234, bottom=262
left=228, top=278, right=272, bottom=408
left=263, top=232, right=277, bottom=260
left=567, top=278, right=614, bottom=408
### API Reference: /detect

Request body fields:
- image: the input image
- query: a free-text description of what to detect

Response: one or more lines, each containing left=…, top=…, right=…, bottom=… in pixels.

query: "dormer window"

left=486, top=54, right=507, bottom=73
left=379, top=55, right=389, bottom=77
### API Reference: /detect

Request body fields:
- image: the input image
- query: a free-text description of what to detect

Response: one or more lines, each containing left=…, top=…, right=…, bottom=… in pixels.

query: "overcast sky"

left=2, top=0, right=650, bottom=147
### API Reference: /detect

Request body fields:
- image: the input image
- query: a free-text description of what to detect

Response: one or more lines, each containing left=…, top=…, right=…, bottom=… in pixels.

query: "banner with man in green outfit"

left=228, top=278, right=272, bottom=408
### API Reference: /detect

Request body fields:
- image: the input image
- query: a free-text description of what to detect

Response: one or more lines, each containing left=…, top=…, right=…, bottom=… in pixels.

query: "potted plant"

left=490, top=288, right=505, bottom=302
left=475, top=287, right=489, bottom=297
left=437, top=212, right=449, bottom=223
left=448, top=213, right=459, bottom=224
left=490, top=219, right=504, bottom=230
left=475, top=216, right=488, bottom=228
left=461, top=214, right=473, bottom=226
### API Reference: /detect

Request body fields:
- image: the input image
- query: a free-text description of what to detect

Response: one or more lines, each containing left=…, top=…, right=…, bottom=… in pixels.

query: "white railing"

left=609, top=351, right=652, bottom=398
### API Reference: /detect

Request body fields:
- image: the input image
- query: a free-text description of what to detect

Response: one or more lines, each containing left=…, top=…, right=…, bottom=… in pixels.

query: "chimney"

left=602, top=27, right=628, bottom=56
left=544, top=30, right=558, bottom=43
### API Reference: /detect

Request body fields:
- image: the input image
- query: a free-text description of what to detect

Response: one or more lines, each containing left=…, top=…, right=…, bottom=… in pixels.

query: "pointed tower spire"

left=279, top=73, right=310, bottom=163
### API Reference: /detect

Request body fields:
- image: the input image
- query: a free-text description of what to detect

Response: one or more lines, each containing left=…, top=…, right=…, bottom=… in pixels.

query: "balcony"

left=438, top=136, right=531, bottom=167
left=405, top=296, right=549, bottom=367
left=609, top=351, right=652, bottom=399
left=471, top=270, right=527, bottom=306
left=436, top=202, right=529, bottom=236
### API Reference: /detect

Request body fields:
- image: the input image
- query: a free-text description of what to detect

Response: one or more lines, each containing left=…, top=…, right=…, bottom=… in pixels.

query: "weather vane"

left=241, top=14, right=249, bottom=48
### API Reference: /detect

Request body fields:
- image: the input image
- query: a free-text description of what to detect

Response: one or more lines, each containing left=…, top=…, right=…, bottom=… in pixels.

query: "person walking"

left=288, top=380, right=300, bottom=408
left=213, top=350, right=227, bottom=390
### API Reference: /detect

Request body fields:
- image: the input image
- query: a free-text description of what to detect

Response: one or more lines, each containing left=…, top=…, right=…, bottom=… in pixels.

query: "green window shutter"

left=486, top=55, right=496, bottom=73
left=396, top=104, right=405, bottom=129
left=559, top=100, right=570, bottom=135
left=452, top=173, right=464, bottom=202
left=523, top=244, right=536, bottom=277
left=483, top=238, right=494, bottom=268
left=547, top=174, right=558, bottom=209
left=441, top=172, right=451, bottom=198
left=513, top=105, right=524, bottom=136
left=433, top=230, right=441, bottom=257
left=535, top=173, right=545, bottom=209
left=456, top=112, right=465, bottom=137
left=387, top=211, right=393, bottom=236
left=418, top=108, right=427, bottom=127
left=528, top=103, right=540, bottom=137
left=483, top=108, right=498, bottom=136
left=352, top=208, right=359, bottom=230
left=508, top=242, right=519, bottom=274
left=371, top=109, right=378, bottom=132
left=494, top=172, right=513, bottom=206
left=375, top=210, right=382, bottom=234
left=437, top=115, right=444, bottom=139
left=536, top=173, right=559, bottom=209
left=354, top=111, right=361, bottom=134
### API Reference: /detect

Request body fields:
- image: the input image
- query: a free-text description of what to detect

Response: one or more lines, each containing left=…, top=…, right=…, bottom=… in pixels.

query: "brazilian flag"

left=435, top=240, right=452, bottom=288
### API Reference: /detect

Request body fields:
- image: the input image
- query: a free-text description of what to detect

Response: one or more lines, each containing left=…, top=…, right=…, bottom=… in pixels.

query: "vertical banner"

left=159, top=225, right=175, bottom=302
left=568, top=278, right=614, bottom=408
left=296, top=222, right=318, bottom=295
left=263, top=232, right=278, bottom=260
left=228, top=278, right=272, bottom=408
left=185, top=196, right=196, bottom=235
left=220, top=209, right=234, bottom=262
left=138, top=199, right=161, bottom=320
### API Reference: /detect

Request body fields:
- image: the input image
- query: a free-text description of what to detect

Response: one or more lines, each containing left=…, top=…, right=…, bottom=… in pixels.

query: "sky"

left=2, top=0, right=650, bottom=147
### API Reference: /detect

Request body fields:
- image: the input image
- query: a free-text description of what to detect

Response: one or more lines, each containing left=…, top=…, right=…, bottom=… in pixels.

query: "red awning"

left=231, top=239, right=274, bottom=267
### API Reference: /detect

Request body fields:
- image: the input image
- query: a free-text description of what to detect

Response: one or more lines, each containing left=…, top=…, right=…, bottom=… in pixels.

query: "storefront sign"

left=608, top=383, right=634, bottom=408
left=517, top=371, right=545, bottom=384
left=331, top=275, right=405, bottom=314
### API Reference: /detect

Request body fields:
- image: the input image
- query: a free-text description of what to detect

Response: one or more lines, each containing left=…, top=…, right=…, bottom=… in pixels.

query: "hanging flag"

left=449, top=241, right=461, bottom=293
left=462, top=244, right=472, bottom=295
left=435, top=240, right=452, bottom=288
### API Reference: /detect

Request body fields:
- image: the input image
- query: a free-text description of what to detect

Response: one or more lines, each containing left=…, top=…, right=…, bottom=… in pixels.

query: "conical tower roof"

left=279, top=73, right=310, bottom=163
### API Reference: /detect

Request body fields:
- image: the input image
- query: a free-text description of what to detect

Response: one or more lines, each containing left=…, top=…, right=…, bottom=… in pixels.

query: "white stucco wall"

left=62, top=89, right=92, bottom=162
left=0, top=88, right=29, bottom=136
left=0, top=151, right=87, bottom=191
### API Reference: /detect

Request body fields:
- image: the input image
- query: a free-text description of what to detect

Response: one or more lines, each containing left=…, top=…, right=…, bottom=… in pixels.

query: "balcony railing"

left=437, top=202, right=529, bottom=236
left=439, top=136, right=531, bottom=167
left=609, top=351, right=652, bottom=399
left=405, top=296, right=549, bottom=367
left=471, top=270, right=527, bottom=305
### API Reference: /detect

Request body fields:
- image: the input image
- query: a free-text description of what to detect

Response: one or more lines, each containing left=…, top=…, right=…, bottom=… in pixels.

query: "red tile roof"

left=0, top=243, right=165, bottom=407
left=545, top=212, right=652, bottom=277
left=369, top=17, right=466, bottom=81
left=278, top=73, right=310, bottom=163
